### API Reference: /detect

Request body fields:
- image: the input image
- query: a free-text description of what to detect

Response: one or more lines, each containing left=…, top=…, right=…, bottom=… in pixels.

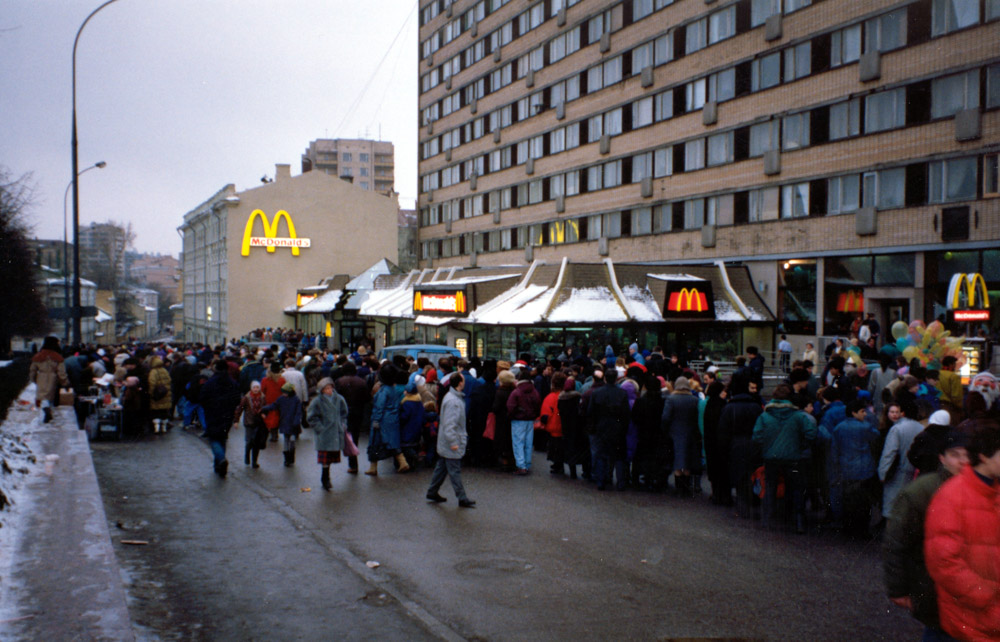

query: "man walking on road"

left=427, top=373, right=475, bottom=507
left=200, top=359, right=242, bottom=477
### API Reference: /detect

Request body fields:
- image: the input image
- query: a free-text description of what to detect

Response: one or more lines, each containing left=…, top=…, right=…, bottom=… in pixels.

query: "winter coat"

left=585, top=382, right=629, bottom=452
left=238, top=360, right=265, bottom=394
left=908, top=424, right=951, bottom=475
left=937, top=369, right=963, bottom=413
left=868, top=366, right=898, bottom=414
left=199, top=372, right=241, bottom=441
left=752, top=400, right=817, bottom=463
left=437, top=388, right=467, bottom=459
left=539, top=391, right=562, bottom=438
left=307, top=391, right=348, bottom=452
left=492, top=384, right=515, bottom=453
left=883, top=467, right=954, bottom=630
left=234, top=392, right=266, bottom=444
left=621, top=380, right=639, bottom=461
left=399, top=395, right=425, bottom=445
left=260, top=375, right=285, bottom=430
left=558, top=389, right=588, bottom=465
left=507, top=380, right=541, bottom=421
left=371, top=383, right=404, bottom=450
left=148, top=358, right=172, bottom=410
left=335, top=374, right=371, bottom=422
left=878, top=418, right=925, bottom=518
left=829, top=414, right=879, bottom=482
left=662, top=390, right=702, bottom=471
left=29, top=349, right=69, bottom=404
left=924, top=466, right=1000, bottom=641
left=282, top=368, right=309, bottom=405
left=468, top=379, right=497, bottom=440
left=632, top=388, right=666, bottom=464
left=718, top=393, right=764, bottom=482
left=702, top=394, right=727, bottom=483
left=263, top=394, right=303, bottom=437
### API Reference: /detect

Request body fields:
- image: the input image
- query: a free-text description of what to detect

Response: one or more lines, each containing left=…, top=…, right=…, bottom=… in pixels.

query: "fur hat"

left=317, top=377, right=335, bottom=392
left=673, top=376, right=691, bottom=391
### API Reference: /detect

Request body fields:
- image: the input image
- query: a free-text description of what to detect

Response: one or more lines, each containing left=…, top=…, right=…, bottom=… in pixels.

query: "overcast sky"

left=1, top=0, right=419, bottom=256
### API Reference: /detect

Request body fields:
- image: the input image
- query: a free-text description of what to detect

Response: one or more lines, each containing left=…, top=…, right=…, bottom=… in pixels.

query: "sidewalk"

left=0, top=395, right=133, bottom=641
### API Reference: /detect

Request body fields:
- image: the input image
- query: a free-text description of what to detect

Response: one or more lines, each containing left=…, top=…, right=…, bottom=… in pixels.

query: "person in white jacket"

left=426, top=373, right=475, bottom=508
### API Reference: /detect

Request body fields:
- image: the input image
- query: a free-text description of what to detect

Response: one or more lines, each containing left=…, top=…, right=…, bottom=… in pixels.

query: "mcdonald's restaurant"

left=178, top=164, right=399, bottom=345
left=357, top=259, right=775, bottom=362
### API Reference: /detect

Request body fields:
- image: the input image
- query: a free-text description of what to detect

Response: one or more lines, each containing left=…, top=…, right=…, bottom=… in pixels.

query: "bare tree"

left=0, top=168, right=49, bottom=354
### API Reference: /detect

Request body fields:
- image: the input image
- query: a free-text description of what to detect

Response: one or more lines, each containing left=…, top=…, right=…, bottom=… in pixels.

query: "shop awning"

left=297, top=289, right=343, bottom=314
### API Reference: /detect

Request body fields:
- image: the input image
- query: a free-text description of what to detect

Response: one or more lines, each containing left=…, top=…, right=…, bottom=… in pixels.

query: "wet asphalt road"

left=91, top=425, right=922, bottom=641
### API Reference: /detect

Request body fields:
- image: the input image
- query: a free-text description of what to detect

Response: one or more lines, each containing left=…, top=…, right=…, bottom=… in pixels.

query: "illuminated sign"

left=953, top=309, right=990, bottom=322
left=413, top=290, right=468, bottom=316
left=663, top=281, right=715, bottom=319
left=947, top=273, right=990, bottom=310
left=836, top=290, right=865, bottom=313
left=297, top=293, right=316, bottom=307
left=241, top=209, right=311, bottom=257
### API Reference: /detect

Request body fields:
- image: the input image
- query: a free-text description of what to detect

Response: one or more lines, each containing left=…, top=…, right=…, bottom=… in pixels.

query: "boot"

left=365, top=461, right=378, bottom=476
left=321, top=467, right=332, bottom=491
left=251, top=448, right=259, bottom=468
left=283, top=451, right=292, bottom=467
left=289, top=449, right=295, bottom=465
left=395, top=453, right=411, bottom=473
left=43, top=407, right=53, bottom=423
left=245, top=445, right=251, bottom=465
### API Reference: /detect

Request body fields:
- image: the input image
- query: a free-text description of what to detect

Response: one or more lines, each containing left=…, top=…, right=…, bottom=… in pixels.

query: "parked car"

left=378, top=344, right=461, bottom=363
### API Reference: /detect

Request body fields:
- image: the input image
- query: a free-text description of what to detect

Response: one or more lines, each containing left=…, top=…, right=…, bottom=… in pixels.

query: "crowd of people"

left=26, top=329, right=1000, bottom=639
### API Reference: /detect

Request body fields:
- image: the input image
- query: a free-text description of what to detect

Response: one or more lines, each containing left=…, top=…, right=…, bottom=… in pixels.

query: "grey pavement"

left=0, top=406, right=133, bottom=641
left=91, top=422, right=922, bottom=641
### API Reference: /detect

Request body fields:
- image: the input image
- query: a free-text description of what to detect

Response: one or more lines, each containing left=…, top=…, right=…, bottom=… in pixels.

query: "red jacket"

left=924, top=466, right=1000, bottom=641
left=539, top=392, right=562, bottom=438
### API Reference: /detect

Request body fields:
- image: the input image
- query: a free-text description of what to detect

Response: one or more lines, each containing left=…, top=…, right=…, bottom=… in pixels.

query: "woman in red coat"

left=924, top=426, right=1000, bottom=641
left=260, top=362, right=286, bottom=442
left=540, top=372, right=566, bottom=475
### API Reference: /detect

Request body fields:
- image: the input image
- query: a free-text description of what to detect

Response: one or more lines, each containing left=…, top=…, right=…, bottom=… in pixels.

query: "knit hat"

left=317, top=377, right=335, bottom=392
left=405, top=382, right=418, bottom=395
left=928, top=409, right=951, bottom=427
left=941, top=429, right=969, bottom=453
left=281, top=382, right=295, bottom=393
left=673, top=376, right=691, bottom=391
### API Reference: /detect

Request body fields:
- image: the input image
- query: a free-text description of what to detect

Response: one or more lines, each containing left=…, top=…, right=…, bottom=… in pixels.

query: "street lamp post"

left=63, top=161, right=106, bottom=344
left=72, top=0, right=121, bottom=347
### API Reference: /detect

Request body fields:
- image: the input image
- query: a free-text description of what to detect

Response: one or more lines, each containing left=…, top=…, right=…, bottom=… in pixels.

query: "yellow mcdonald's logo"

left=241, top=209, right=311, bottom=257
left=668, top=288, right=708, bottom=312
left=947, top=273, right=990, bottom=310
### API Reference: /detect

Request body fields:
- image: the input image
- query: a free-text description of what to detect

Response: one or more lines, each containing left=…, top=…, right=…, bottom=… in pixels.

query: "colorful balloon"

left=891, top=321, right=909, bottom=340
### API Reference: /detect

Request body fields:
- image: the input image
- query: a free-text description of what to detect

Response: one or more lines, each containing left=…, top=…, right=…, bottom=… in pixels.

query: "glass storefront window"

left=827, top=256, right=872, bottom=285
left=873, top=253, right=914, bottom=285
left=780, top=260, right=817, bottom=334
left=933, top=250, right=979, bottom=283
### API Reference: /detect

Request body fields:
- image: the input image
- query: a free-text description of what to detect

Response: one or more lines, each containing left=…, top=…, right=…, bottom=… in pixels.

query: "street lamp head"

left=96, top=161, right=107, bottom=168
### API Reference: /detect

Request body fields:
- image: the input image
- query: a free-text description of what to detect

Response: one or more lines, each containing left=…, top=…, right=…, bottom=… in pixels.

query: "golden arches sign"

left=947, top=273, right=990, bottom=310
left=241, top=209, right=311, bottom=257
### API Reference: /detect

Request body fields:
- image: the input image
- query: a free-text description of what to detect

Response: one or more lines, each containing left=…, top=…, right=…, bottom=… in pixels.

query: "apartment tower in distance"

left=301, top=138, right=395, bottom=194
left=416, top=0, right=1000, bottom=343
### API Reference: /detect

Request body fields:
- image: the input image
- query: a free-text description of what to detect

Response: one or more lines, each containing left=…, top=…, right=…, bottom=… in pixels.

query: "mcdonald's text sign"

left=413, top=289, right=468, bottom=316
left=241, top=209, right=311, bottom=257
left=663, top=280, right=715, bottom=319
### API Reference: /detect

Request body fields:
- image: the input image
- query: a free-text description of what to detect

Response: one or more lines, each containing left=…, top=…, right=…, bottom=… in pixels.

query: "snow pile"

left=0, top=383, right=38, bottom=530
left=548, top=287, right=628, bottom=323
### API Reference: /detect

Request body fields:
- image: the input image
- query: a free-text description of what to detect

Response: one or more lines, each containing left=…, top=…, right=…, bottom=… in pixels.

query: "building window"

left=529, top=135, right=545, bottom=159
left=749, top=120, right=779, bottom=157
left=604, top=160, right=623, bottom=188
left=632, top=152, right=652, bottom=182
left=586, top=214, right=603, bottom=239
left=989, top=64, right=1000, bottom=108
left=360, top=153, right=369, bottom=162
left=587, top=165, right=603, bottom=191
left=686, top=78, right=707, bottom=111
left=783, top=42, right=811, bottom=82
left=632, top=207, right=653, bottom=235
left=654, top=147, right=672, bottom=177
left=750, top=186, right=780, bottom=221
left=829, top=98, right=861, bottom=140
left=865, top=8, right=907, bottom=52
left=550, top=174, right=565, bottom=197
left=931, top=70, right=980, bottom=119
left=654, top=32, right=673, bottom=65
left=566, top=170, right=580, bottom=195
left=864, top=88, right=906, bottom=133
left=633, top=96, right=654, bottom=128
left=707, top=131, right=734, bottom=166
left=684, top=199, right=705, bottom=229
left=360, top=167, right=369, bottom=177
left=782, top=112, right=810, bottom=150
left=752, top=52, right=781, bottom=91
left=828, top=174, right=860, bottom=214
left=684, top=139, right=706, bottom=171
left=655, top=90, right=674, bottom=121
left=985, top=154, right=999, bottom=196
left=686, top=18, right=707, bottom=54
left=528, top=179, right=544, bottom=204
left=709, top=6, right=736, bottom=44
left=342, top=152, right=352, bottom=162
left=604, top=108, right=623, bottom=136
left=781, top=182, right=809, bottom=218
left=873, top=167, right=905, bottom=209
left=751, top=0, right=780, bottom=27
left=932, top=0, right=979, bottom=35
left=929, top=157, right=978, bottom=203
left=550, top=128, right=566, bottom=153
left=342, top=166, right=353, bottom=177
left=631, top=42, right=653, bottom=74
left=708, top=68, right=735, bottom=102
left=605, top=211, right=622, bottom=238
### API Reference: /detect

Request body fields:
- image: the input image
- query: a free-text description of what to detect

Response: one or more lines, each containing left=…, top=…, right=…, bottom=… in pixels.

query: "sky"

left=0, top=0, right=419, bottom=256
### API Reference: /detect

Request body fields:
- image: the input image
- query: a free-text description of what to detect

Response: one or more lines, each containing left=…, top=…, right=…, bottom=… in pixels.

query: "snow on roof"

left=413, top=314, right=453, bottom=326
left=45, top=277, right=97, bottom=287
left=647, top=273, right=707, bottom=282
left=713, top=298, right=748, bottom=322
left=547, top=287, right=628, bottom=323
left=299, top=284, right=328, bottom=293
left=621, top=285, right=665, bottom=322
left=144, top=306, right=157, bottom=312
left=283, top=304, right=298, bottom=314
left=169, top=303, right=183, bottom=310
left=474, top=284, right=553, bottom=325
left=297, top=289, right=343, bottom=313
left=94, top=309, right=113, bottom=323
left=421, top=273, right=522, bottom=287
left=345, top=258, right=395, bottom=290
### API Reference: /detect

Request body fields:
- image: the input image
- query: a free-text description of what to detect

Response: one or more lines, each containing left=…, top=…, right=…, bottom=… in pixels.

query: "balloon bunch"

left=889, top=319, right=966, bottom=370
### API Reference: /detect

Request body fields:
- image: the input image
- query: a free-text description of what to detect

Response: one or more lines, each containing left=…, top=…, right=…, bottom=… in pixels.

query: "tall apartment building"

left=79, top=221, right=127, bottom=288
left=301, top=138, right=396, bottom=194
left=416, top=0, right=1000, bottom=342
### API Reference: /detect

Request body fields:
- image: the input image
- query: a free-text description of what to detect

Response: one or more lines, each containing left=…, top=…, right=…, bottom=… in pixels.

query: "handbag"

left=343, top=431, right=360, bottom=457
left=483, top=412, right=496, bottom=440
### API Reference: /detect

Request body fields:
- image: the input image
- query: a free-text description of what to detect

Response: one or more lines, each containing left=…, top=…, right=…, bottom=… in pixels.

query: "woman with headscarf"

left=148, top=356, right=173, bottom=433
left=29, top=336, right=69, bottom=423
left=492, top=370, right=517, bottom=471
left=260, top=361, right=286, bottom=442
left=366, top=363, right=409, bottom=475
left=661, top=376, right=702, bottom=497
left=307, top=377, right=348, bottom=490
left=702, top=380, right=730, bottom=504
left=632, top=373, right=666, bottom=491
left=234, top=380, right=267, bottom=468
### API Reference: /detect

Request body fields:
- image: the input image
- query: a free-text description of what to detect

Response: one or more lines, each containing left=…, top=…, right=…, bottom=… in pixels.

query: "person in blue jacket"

left=366, top=364, right=409, bottom=475
left=262, top=382, right=302, bottom=467
left=829, top=399, right=880, bottom=536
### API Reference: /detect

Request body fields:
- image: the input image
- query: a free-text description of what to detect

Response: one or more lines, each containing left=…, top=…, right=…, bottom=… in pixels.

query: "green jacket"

left=752, top=400, right=816, bottom=462
left=882, top=468, right=952, bottom=629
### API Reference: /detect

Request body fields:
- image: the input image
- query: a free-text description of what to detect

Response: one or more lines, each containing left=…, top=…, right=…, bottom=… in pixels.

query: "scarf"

left=249, top=390, right=264, bottom=415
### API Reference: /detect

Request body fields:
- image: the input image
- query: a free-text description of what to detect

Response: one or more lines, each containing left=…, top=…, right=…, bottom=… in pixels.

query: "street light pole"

left=63, top=161, right=106, bottom=345
left=72, top=0, right=121, bottom=347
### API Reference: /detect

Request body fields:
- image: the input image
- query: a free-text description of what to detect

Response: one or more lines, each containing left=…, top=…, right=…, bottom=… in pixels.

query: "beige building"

left=301, top=138, right=396, bottom=195
left=179, top=164, right=399, bottom=345
left=416, top=0, right=1000, bottom=358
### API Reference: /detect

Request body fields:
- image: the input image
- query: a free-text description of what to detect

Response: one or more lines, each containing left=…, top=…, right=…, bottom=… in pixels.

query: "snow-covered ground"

left=0, top=382, right=39, bottom=541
